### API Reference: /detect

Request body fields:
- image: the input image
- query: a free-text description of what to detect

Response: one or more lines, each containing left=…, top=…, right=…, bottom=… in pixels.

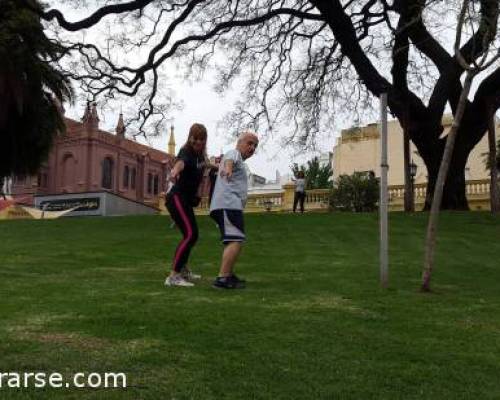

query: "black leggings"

left=166, top=193, right=199, bottom=272
left=293, top=191, right=305, bottom=213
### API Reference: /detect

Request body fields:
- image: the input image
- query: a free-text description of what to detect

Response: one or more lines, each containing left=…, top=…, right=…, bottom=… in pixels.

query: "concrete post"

left=282, top=182, right=296, bottom=211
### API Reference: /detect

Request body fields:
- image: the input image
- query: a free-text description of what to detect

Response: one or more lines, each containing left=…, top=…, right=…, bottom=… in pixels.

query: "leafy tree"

left=0, top=0, right=72, bottom=178
left=329, top=171, right=379, bottom=212
left=291, top=156, right=333, bottom=189
left=483, top=138, right=500, bottom=171
left=422, top=0, right=499, bottom=292
left=17, top=0, right=500, bottom=209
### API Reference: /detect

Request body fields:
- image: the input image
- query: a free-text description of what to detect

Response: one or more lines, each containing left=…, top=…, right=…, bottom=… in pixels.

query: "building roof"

left=62, top=117, right=172, bottom=165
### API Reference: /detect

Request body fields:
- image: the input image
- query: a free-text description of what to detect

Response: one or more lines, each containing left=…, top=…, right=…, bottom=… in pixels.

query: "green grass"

left=0, top=212, right=499, bottom=399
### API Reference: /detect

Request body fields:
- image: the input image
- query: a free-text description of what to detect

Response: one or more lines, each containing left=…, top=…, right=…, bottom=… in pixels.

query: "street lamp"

left=409, top=161, right=418, bottom=211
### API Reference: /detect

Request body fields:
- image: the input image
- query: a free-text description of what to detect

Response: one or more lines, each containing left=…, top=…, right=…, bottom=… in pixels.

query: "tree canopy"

left=0, top=0, right=72, bottom=178
left=8, top=0, right=500, bottom=208
left=291, top=156, right=333, bottom=189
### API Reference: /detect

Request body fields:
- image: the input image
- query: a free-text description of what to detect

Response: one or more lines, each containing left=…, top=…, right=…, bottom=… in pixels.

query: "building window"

left=131, top=168, right=136, bottom=190
left=147, top=173, right=153, bottom=194
left=15, top=175, right=26, bottom=185
left=37, top=173, right=48, bottom=188
left=153, top=175, right=159, bottom=195
left=123, top=166, right=130, bottom=189
left=102, top=157, right=114, bottom=189
left=61, top=154, right=77, bottom=192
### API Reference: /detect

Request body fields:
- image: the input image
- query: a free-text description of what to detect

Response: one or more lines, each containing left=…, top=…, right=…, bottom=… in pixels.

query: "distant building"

left=248, top=172, right=267, bottom=187
left=9, top=103, right=175, bottom=210
left=318, top=152, right=333, bottom=168
left=168, top=125, right=176, bottom=156
left=331, top=115, right=500, bottom=210
left=332, top=115, right=499, bottom=186
left=247, top=169, right=292, bottom=194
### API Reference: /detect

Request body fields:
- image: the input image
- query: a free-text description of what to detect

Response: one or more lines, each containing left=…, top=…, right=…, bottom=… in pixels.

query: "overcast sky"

left=66, top=73, right=338, bottom=182
left=56, top=1, right=498, bottom=181
left=56, top=2, right=341, bottom=182
left=66, top=70, right=339, bottom=182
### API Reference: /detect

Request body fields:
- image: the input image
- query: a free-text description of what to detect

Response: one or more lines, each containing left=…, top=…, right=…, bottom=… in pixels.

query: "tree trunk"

left=422, top=71, right=474, bottom=292
left=488, top=110, right=499, bottom=213
left=422, top=150, right=469, bottom=211
left=403, top=129, right=412, bottom=212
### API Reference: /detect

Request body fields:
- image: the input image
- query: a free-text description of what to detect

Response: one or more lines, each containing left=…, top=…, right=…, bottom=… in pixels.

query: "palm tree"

left=0, top=0, right=72, bottom=179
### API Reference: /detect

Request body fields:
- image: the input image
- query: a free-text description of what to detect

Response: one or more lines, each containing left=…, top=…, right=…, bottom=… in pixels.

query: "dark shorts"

left=210, top=209, right=246, bottom=244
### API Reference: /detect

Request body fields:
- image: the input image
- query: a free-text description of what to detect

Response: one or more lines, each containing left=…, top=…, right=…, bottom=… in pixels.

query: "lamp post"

left=409, top=161, right=418, bottom=212
left=379, top=92, right=388, bottom=288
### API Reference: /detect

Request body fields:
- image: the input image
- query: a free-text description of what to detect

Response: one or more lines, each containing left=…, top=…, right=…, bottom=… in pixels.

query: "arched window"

left=123, top=166, right=130, bottom=189
left=37, top=173, right=48, bottom=188
left=147, top=173, right=153, bottom=194
left=153, top=175, right=159, bottom=195
left=131, top=168, right=136, bottom=190
left=102, top=157, right=114, bottom=189
left=62, top=153, right=76, bottom=192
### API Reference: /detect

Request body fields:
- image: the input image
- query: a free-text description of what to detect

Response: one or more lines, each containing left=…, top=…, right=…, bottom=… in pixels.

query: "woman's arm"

left=169, top=160, right=185, bottom=182
left=208, top=161, right=219, bottom=170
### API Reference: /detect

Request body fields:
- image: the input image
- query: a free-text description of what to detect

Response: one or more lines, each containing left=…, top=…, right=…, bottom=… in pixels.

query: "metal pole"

left=379, top=93, right=389, bottom=288
left=410, top=173, right=415, bottom=212
left=403, top=130, right=411, bottom=212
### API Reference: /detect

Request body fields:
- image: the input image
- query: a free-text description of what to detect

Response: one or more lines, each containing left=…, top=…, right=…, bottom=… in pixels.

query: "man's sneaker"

left=181, top=267, right=201, bottom=281
left=212, top=276, right=246, bottom=289
left=230, top=274, right=246, bottom=283
left=165, top=275, right=194, bottom=287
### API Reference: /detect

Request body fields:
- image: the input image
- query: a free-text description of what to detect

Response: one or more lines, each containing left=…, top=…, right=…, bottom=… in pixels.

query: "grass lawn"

left=0, top=212, right=499, bottom=399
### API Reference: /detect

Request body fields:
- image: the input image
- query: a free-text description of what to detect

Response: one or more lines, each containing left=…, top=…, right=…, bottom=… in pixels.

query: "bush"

left=329, top=172, right=379, bottom=212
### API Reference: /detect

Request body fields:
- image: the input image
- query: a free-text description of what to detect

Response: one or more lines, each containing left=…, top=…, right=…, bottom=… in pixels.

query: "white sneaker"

left=164, top=275, right=194, bottom=287
left=181, top=267, right=201, bottom=281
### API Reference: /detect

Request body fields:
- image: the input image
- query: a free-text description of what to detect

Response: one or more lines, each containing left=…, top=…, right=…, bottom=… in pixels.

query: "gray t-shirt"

left=210, top=149, right=248, bottom=211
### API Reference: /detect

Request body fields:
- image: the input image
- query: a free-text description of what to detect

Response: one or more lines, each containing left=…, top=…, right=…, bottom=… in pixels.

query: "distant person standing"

left=293, top=171, right=306, bottom=213
left=210, top=132, right=259, bottom=289
left=164, top=123, right=208, bottom=287
left=0, top=177, right=6, bottom=200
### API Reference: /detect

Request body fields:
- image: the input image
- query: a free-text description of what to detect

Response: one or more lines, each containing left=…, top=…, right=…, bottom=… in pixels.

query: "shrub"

left=329, top=171, right=379, bottom=212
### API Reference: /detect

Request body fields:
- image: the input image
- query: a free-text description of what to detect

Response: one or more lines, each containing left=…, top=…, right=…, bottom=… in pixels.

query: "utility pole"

left=379, top=93, right=389, bottom=289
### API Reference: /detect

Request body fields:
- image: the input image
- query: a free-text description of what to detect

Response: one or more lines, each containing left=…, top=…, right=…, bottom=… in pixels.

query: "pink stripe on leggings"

left=172, top=194, right=193, bottom=271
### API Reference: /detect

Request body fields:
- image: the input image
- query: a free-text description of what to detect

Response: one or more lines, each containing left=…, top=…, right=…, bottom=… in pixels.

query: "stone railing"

left=158, top=183, right=331, bottom=214
left=388, top=178, right=494, bottom=211
left=466, top=179, right=491, bottom=196
left=158, top=178, right=495, bottom=214
left=246, top=192, right=284, bottom=211
left=304, top=189, right=331, bottom=209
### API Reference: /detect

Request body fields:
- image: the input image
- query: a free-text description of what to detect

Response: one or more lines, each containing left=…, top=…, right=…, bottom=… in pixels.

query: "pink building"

left=11, top=103, right=175, bottom=211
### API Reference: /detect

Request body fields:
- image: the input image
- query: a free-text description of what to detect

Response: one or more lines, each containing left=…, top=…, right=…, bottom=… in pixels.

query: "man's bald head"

left=236, top=131, right=259, bottom=160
